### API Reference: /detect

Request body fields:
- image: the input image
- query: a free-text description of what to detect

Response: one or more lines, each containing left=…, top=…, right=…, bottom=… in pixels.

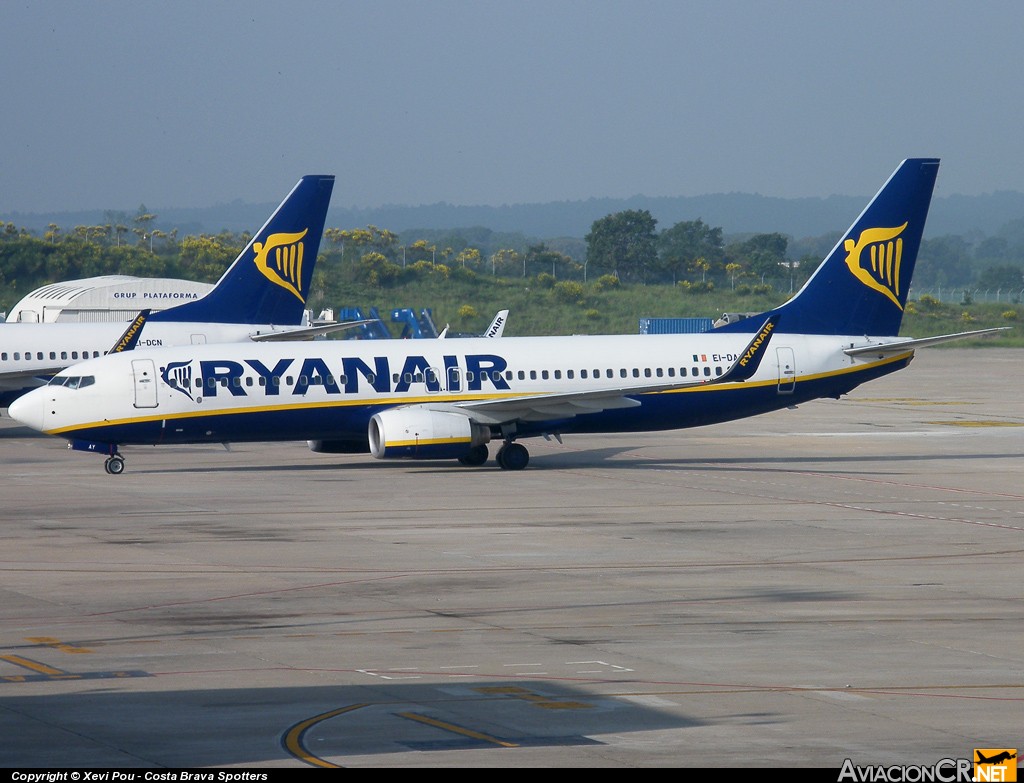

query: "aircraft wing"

left=438, top=315, right=778, bottom=424
left=843, top=327, right=1011, bottom=357
left=249, top=320, right=379, bottom=342
left=0, top=366, right=65, bottom=384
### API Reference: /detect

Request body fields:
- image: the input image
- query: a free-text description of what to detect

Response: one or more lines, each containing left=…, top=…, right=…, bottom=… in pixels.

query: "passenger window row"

left=165, top=364, right=726, bottom=390
left=2, top=350, right=102, bottom=361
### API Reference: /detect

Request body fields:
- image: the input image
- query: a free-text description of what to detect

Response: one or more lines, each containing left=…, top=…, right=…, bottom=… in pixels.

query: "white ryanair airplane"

left=9, top=159, right=1007, bottom=474
left=0, top=174, right=335, bottom=407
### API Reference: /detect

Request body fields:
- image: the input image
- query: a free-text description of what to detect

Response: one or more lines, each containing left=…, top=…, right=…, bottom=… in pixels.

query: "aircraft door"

left=132, top=358, right=159, bottom=408
left=776, top=347, right=795, bottom=394
left=447, top=366, right=463, bottom=394
left=191, top=334, right=207, bottom=344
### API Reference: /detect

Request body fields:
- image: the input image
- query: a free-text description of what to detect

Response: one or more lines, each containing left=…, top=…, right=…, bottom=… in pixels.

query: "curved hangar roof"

left=7, top=276, right=213, bottom=323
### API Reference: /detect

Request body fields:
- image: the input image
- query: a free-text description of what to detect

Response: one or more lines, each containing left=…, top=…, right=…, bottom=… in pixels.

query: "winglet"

left=485, top=309, right=509, bottom=337
left=720, top=315, right=778, bottom=382
left=109, top=309, right=151, bottom=353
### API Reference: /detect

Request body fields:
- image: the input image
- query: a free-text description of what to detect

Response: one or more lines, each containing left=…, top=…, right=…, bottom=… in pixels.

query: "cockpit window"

left=48, top=375, right=95, bottom=390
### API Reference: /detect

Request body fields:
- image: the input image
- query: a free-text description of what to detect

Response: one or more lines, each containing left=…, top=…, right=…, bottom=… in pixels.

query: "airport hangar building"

left=3, top=276, right=214, bottom=323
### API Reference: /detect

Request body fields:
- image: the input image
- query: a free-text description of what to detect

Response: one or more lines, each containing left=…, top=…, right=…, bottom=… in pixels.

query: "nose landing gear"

left=104, top=454, right=126, bottom=475
left=70, top=439, right=126, bottom=474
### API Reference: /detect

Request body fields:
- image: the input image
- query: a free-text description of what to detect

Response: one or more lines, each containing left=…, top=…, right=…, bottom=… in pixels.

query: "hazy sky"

left=2, top=1, right=1023, bottom=215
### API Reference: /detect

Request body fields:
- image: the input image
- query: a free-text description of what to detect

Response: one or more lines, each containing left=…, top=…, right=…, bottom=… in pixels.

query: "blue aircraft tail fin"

left=716, top=159, right=939, bottom=337
left=150, top=175, right=335, bottom=325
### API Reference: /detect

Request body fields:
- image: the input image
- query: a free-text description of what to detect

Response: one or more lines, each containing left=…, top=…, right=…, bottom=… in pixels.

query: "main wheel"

left=496, top=442, right=529, bottom=471
left=105, top=456, right=125, bottom=475
left=458, top=444, right=489, bottom=466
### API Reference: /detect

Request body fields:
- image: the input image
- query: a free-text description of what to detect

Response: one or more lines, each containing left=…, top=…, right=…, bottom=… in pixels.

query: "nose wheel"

left=104, top=454, right=126, bottom=475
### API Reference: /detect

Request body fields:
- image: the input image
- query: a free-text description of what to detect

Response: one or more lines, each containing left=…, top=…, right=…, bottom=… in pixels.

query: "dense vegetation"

left=1, top=213, right=1020, bottom=346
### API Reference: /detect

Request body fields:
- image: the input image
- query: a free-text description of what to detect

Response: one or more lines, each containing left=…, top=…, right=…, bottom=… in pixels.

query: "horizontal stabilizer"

left=843, top=327, right=1011, bottom=357
left=248, top=319, right=379, bottom=342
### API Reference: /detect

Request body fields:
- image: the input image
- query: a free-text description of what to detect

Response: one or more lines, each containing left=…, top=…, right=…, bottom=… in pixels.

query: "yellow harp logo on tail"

left=843, top=223, right=908, bottom=309
left=252, top=229, right=309, bottom=303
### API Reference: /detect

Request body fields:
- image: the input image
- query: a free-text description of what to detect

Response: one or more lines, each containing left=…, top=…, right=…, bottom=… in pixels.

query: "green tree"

left=455, top=247, right=481, bottom=271
left=356, top=251, right=402, bottom=287
left=976, top=263, right=1024, bottom=291
left=133, top=205, right=157, bottom=248
left=916, top=236, right=973, bottom=288
left=585, top=209, right=658, bottom=284
left=725, top=262, right=742, bottom=289
left=489, top=248, right=520, bottom=277
left=726, top=233, right=789, bottom=283
left=179, top=235, right=240, bottom=281
left=975, top=236, right=1009, bottom=262
left=406, top=239, right=436, bottom=265
left=691, top=257, right=711, bottom=283
left=657, top=218, right=724, bottom=283
left=524, top=243, right=572, bottom=279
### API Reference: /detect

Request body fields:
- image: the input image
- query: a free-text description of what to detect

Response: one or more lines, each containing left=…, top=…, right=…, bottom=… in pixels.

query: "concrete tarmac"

left=1, top=348, right=1021, bottom=769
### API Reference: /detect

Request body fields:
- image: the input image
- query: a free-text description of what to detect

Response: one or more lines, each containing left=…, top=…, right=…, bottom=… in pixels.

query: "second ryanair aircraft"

left=0, top=174, right=335, bottom=407
left=10, top=159, right=1006, bottom=473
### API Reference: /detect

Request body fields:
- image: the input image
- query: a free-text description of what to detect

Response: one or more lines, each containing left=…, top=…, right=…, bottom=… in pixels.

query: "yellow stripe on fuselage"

left=43, top=391, right=516, bottom=436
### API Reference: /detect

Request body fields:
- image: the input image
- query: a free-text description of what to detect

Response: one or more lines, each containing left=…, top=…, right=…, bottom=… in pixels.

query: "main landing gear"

left=456, top=440, right=531, bottom=470
left=495, top=441, right=529, bottom=471
left=458, top=443, right=490, bottom=466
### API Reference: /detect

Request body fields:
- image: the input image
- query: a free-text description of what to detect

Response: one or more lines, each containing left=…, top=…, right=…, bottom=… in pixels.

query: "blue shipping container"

left=638, top=317, right=713, bottom=334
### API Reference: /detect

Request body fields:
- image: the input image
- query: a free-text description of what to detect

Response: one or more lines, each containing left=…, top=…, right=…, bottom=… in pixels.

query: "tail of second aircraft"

left=150, top=174, right=335, bottom=325
left=717, top=158, right=939, bottom=337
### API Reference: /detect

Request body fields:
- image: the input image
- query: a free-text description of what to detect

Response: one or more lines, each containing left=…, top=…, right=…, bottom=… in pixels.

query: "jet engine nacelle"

left=368, top=407, right=491, bottom=460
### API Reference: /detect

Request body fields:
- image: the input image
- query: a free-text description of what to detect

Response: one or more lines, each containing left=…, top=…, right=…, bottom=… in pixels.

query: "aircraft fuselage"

left=18, top=331, right=912, bottom=448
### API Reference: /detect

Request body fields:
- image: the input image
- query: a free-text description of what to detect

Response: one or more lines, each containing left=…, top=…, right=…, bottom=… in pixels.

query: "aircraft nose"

left=8, top=389, right=46, bottom=432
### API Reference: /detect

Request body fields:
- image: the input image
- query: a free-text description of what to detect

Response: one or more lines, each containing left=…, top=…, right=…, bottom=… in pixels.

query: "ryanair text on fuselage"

left=163, top=352, right=517, bottom=401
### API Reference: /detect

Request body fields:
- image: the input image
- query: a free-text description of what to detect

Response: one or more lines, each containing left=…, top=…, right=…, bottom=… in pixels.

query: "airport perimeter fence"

left=909, top=287, right=1024, bottom=305
left=722, top=279, right=1024, bottom=306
